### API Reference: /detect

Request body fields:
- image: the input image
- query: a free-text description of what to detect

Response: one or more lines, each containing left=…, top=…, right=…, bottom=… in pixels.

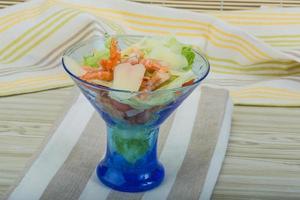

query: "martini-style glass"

left=62, top=35, right=209, bottom=192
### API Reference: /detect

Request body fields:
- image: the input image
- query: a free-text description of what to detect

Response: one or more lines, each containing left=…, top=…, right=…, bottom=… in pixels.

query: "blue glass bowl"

left=62, top=35, right=210, bottom=192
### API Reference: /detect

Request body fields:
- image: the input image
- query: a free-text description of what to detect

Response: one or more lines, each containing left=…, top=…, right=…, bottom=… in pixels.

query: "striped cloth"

left=0, top=0, right=300, bottom=105
left=5, top=87, right=232, bottom=200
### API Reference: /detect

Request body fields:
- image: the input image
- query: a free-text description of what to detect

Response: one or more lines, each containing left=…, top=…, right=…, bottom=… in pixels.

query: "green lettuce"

left=181, top=46, right=195, bottom=71
left=110, top=91, right=175, bottom=110
left=159, top=70, right=196, bottom=90
left=83, top=49, right=109, bottom=68
left=112, top=127, right=150, bottom=164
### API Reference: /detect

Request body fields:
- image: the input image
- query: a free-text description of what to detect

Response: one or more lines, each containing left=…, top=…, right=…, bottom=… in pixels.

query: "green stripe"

left=211, top=61, right=300, bottom=72
left=258, top=34, right=300, bottom=39
left=269, top=43, right=300, bottom=47
left=211, top=67, right=300, bottom=77
left=0, top=9, right=72, bottom=59
left=4, top=12, right=80, bottom=63
left=87, top=10, right=271, bottom=61
left=263, top=40, right=300, bottom=44
left=101, top=17, right=125, bottom=34
left=0, top=1, right=54, bottom=27
left=206, top=55, right=294, bottom=67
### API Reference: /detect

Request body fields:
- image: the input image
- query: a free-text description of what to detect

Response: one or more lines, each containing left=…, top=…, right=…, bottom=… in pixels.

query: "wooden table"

left=1, top=1, right=300, bottom=199
left=1, top=86, right=300, bottom=199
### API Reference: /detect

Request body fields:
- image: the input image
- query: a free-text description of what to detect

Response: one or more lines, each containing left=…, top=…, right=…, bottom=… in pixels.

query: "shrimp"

left=100, top=38, right=121, bottom=71
left=82, top=66, right=98, bottom=72
left=140, top=71, right=171, bottom=92
left=140, top=59, right=169, bottom=73
left=81, top=70, right=113, bottom=81
left=122, top=48, right=145, bottom=65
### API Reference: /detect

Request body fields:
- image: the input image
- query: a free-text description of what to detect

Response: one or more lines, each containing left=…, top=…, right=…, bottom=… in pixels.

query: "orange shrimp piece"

left=100, top=38, right=121, bottom=71
left=82, top=66, right=98, bottom=72
left=140, top=59, right=169, bottom=73
left=140, top=71, right=170, bottom=92
left=81, top=70, right=113, bottom=82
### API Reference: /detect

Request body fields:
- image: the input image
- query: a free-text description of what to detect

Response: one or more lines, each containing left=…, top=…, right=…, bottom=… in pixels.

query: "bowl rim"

left=62, top=35, right=210, bottom=94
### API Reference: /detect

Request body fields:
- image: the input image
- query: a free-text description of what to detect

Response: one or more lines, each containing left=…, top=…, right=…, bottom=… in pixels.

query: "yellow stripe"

left=101, top=13, right=269, bottom=61
left=98, top=16, right=297, bottom=72
left=259, top=34, right=300, bottom=39
left=4, top=12, right=80, bottom=63
left=54, top=0, right=272, bottom=60
left=0, top=73, right=69, bottom=87
left=0, top=1, right=53, bottom=26
left=0, top=81, right=73, bottom=97
left=232, top=87, right=300, bottom=98
left=205, top=55, right=294, bottom=67
left=100, top=15, right=263, bottom=62
left=224, top=20, right=300, bottom=26
left=0, top=1, right=45, bottom=23
left=211, top=68, right=300, bottom=76
left=262, top=39, right=300, bottom=44
left=268, top=43, right=300, bottom=47
left=101, top=17, right=126, bottom=34
left=180, top=33, right=260, bottom=61
left=211, top=60, right=300, bottom=72
left=0, top=9, right=72, bottom=58
left=214, top=13, right=300, bottom=20
left=233, top=94, right=300, bottom=100
left=0, top=2, right=56, bottom=33
left=1, top=10, right=77, bottom=62
left=1, top=79, right=73, bottom=96
left=126, top=25, right=169, bottom=34
left=215, top=11, right=300, bottom=17
left=97, top=10, right=272, bottom=60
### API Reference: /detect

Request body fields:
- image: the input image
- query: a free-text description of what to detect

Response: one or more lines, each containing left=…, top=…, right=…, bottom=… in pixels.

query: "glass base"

left=97, top=161, right=164, bottom=192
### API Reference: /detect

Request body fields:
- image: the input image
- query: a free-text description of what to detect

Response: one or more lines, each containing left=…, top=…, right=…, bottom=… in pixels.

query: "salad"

left=63, top=36, right=202, bottom=164
left=79, top=36, right=197, bottom=93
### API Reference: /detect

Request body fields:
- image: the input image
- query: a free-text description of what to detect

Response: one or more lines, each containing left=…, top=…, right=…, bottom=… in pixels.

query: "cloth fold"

left=6, top=86, right=232, bottom=200
left=0, top=0, right=300, bottom=106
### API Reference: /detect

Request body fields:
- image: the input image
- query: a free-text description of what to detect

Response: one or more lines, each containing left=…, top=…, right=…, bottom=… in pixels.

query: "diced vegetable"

left=79, top=36, right=197, bottom=93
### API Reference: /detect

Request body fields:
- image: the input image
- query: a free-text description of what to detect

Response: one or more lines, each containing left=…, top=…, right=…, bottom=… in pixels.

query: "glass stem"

left=104, top=124, right=159, bottom=168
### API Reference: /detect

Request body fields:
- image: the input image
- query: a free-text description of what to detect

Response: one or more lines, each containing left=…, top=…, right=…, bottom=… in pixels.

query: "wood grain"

left=1, top=0, right=300, bottom=199
left=0, top=87, right=300, bottom=199
left=0, top=88, right=74, bottom=199
left=213, top=106, right=300, bottom=200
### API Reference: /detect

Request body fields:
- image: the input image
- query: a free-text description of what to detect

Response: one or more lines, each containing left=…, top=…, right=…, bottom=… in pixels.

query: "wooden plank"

left=1, top=0, right=300, bottom=199
left=213, top=106, right=300, bottom=199
left=0, top=87, right=74, bottom=198
left=0, top=87, right=300, bottom=199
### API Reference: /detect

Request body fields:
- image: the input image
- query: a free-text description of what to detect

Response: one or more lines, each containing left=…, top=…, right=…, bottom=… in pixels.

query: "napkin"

left=5, top=86, right=232, bottom=200
left=0, top=0, right=300, bottom=106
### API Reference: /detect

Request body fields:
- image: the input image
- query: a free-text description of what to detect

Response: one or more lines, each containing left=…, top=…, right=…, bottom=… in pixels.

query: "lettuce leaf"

left=181, top=46, right=195, bottom=71
left=159, top=70, right=196, bottom=90
left=83, top=49, right=109, bottom=68
left=112, top=128, right=149, bottom=164
left=164, top=37, right=182, bottom=53
left=110, top=90, right=175, bottom=110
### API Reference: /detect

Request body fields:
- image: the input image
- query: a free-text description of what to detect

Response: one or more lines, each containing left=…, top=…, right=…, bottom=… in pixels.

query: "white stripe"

left=79, top=171, right=111, bottom=200
left=199, top=98, right=233, bottom=200
left=142, top=88, right=201, bottom=200
left=8, top=94, right=95, bottom=200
